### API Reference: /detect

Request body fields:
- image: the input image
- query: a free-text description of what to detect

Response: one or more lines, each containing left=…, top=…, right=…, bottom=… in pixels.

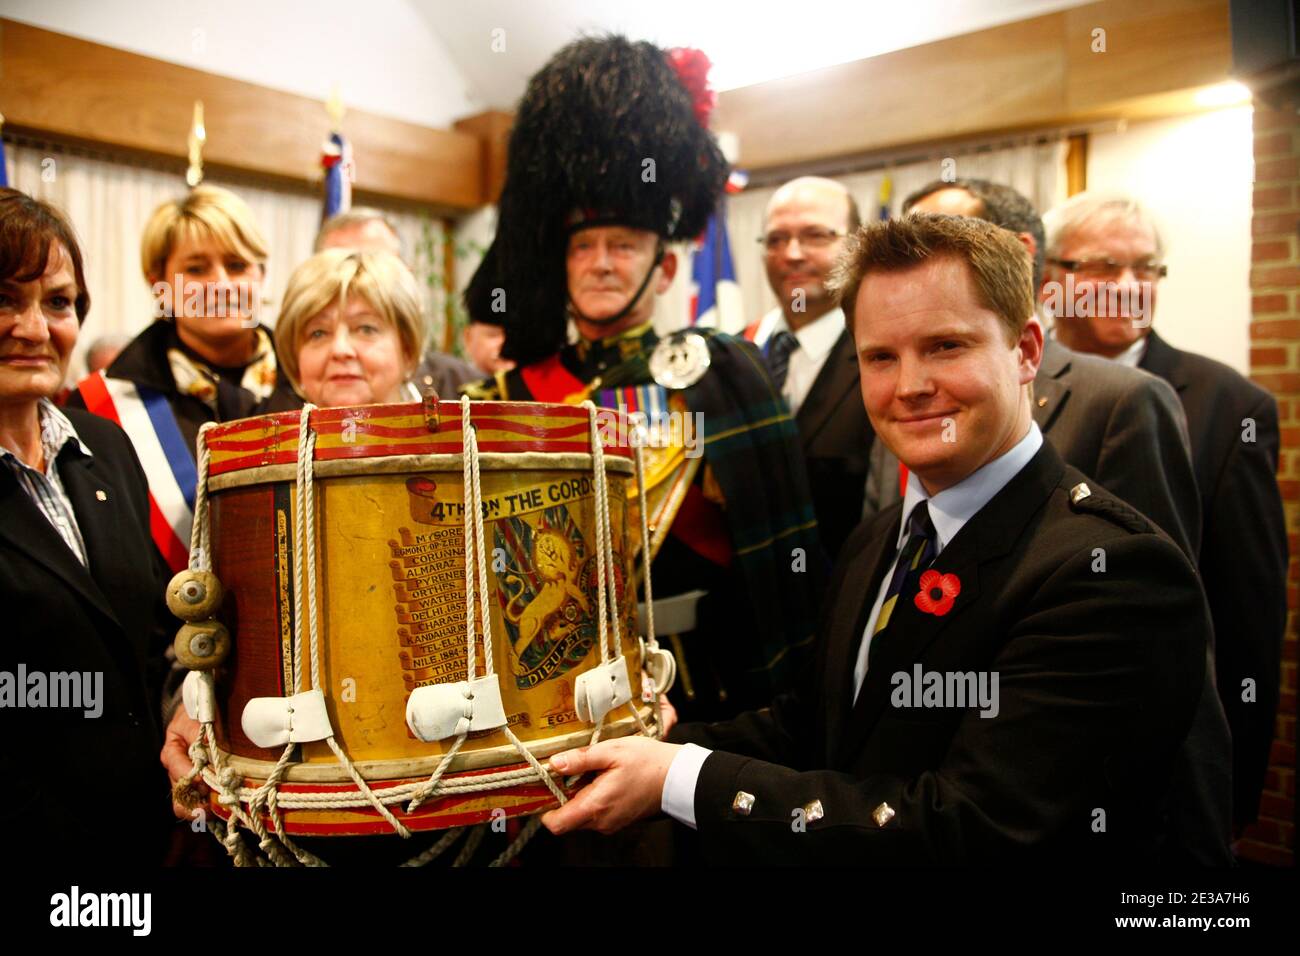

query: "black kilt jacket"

left=670, top=439, right=1211, bottom=864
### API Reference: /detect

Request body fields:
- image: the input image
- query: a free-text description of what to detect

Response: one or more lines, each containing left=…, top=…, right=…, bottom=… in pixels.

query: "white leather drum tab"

left=181, top=669, right=216, bottom=723
left=405, top=675, right=508, bottom=743
left=643, top=644, right=677, bottom=697
left=574, top=658, right=633, bottom=724
left=240, top=689, right=333, bottom=748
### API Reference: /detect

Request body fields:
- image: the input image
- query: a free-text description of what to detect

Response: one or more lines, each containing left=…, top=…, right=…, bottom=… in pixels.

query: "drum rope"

left=291, top=410, right=311, bottom=695
left=292, top=405, right=413, bottom=839
left=453, top=824, right=488, bottom=866
left=189, top=422, right=215, bottom=570
left=630, top=415, right=667, bottom=738
left=408, top=399, right=569, bottom=814
left=400, top=826, right=466, bottom=867
left=631, top=418, right=656, bottom=654
left=489, top=816, right=543, bottom=867
left=264, top=787, right=326, bottom=866
left=582, top=402, right=622, bottom=666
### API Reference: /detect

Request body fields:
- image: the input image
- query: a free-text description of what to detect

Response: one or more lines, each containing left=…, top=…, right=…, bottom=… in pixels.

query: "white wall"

left=2, top=0, right=479, bottom=128
left=1085, top=106, right=1255, bottom=374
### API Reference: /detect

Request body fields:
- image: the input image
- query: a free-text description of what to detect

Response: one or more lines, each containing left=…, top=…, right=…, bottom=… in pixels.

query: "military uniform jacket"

left=670, top=440, right=1210, bottom=864
left=465, top=324, right=824, bottom=717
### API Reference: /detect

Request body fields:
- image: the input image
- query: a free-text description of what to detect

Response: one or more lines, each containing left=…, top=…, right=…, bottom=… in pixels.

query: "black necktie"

left=765, top=330, right=799, bottom=390
left=867, top=502, right=937, bottom=667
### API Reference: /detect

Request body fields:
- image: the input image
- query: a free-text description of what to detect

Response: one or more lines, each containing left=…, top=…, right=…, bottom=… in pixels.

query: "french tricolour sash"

left=77, top=372, right=196, bottom=572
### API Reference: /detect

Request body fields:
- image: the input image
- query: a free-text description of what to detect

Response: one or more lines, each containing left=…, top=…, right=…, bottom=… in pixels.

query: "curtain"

left=3, top=138, right=448, bottom=379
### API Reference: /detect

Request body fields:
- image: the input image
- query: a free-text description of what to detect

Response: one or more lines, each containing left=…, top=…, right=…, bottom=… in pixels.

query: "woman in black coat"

left=66, top=184, right=282, bottom=572
left=0, top=187, right=175, bottom=864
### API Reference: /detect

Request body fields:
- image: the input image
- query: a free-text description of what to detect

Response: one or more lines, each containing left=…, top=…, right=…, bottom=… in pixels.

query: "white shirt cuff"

left=661, top=742, right=712, bottom=830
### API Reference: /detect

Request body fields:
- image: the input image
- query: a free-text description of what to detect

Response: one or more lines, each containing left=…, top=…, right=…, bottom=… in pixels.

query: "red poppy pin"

left=914, top=569, right=961, bottom=616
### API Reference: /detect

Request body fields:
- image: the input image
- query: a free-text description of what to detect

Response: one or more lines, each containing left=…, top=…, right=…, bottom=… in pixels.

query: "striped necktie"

left=868, top=502, right=937, bottom=661
left=765, top=330, right=799, bottom=390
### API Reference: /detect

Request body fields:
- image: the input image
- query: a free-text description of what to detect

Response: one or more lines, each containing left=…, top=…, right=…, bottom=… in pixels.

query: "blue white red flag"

left=322, top=131, right=353, bottom=221
left=689, top=198, right=744, bottom=332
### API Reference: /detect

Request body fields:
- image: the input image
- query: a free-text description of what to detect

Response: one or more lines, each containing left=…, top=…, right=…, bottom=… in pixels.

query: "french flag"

left=322, top=131, right=353, bottom=220
left=689, top=171, right=747, bottom=332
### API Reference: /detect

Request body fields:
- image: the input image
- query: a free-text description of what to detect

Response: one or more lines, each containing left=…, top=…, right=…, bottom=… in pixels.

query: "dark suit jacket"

left=793, top=328, right=874, bottom=560
left=0, top=409, right=175, bottom=862
left=671, top=440, right=1210, bottom=864
left=1140, top=330, right=1288, bottom=827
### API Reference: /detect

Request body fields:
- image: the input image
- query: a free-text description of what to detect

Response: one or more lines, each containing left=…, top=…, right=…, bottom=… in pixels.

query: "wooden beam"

left=454, top=111, right=513, bottom=205
left=714, top=0, right=1231, bottom=170
left=0, top=18, right=483, bottom=211
left=1065, top=134, right=1088, bottom=195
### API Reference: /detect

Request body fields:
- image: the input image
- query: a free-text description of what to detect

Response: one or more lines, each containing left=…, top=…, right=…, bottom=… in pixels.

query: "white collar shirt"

left=755, top=306, right=846, bottom=414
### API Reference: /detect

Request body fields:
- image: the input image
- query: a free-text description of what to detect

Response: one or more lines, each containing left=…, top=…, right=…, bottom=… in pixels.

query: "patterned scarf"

left=167, top=327, right=278, bottom=412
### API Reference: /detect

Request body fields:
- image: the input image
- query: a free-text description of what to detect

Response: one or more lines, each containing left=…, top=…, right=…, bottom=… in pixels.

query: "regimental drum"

left=172, top=398, right=671, bottom=860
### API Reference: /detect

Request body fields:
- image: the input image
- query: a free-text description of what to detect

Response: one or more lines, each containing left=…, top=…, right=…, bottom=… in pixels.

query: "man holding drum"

left=540, top=214, right=1214, bottom=865
left=463, top=35, right=823, bottom=724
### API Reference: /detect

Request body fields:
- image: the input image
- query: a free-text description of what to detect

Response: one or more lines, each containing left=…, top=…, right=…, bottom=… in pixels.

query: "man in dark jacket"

left=540, top=215, right=1211, bottom=865
left=1044, top=190, right=1287, bottom=833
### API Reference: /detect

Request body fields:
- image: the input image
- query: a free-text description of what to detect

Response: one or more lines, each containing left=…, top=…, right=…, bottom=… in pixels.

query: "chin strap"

left=567, top=241, right=665, bottom=328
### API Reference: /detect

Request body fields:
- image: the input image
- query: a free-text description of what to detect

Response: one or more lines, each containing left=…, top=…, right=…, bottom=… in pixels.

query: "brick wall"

left=1243, top=101, right=1299, bottom=866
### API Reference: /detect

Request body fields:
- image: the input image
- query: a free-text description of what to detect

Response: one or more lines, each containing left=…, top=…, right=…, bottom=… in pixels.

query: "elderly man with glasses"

left=1043, top=192, right=1287, bottom=840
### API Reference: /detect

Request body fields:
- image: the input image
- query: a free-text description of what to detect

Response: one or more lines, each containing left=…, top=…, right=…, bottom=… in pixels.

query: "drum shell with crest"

left=197, top=400, right=650, bottom=836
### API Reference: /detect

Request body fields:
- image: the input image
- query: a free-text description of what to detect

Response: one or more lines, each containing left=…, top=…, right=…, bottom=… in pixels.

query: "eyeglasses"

left=758, top=228, right=844, bottom=253
left=1048, top=257, right=1168, bottom=281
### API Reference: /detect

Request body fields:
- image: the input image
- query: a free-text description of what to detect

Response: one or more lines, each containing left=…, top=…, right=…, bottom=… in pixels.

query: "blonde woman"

left=264, top=248, right=427, bottom=410
left=68, top=184, right=279, bottom=570
left=161, top=248, right=428, bottom=817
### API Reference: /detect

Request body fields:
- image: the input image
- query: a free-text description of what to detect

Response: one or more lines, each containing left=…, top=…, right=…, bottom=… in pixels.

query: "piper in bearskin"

left=462, top=36, right=823, bottom=721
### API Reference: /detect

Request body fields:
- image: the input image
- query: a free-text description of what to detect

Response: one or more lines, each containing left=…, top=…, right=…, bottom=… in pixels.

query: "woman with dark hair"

left=0, top=187, right=174, bottom=863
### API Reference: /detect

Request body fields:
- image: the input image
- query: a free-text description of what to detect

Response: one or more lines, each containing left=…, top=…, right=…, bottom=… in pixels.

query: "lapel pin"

left=914, top=569, right=961, bottom=616
left=1037, top=396, right=1048, bottom=407
left=95, top=489, right=108, bottom=501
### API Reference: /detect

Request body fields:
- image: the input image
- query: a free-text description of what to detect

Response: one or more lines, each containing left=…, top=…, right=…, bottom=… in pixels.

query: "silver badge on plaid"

left=650, top=332, right=711, bottom=390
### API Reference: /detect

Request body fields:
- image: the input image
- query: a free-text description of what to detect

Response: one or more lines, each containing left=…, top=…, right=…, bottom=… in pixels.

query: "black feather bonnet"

left=464, top=35, right=729, bottom=364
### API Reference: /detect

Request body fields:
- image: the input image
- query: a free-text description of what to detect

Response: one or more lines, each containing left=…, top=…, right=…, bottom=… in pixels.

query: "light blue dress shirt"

left=661, top=421, right=1044, bottom=829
